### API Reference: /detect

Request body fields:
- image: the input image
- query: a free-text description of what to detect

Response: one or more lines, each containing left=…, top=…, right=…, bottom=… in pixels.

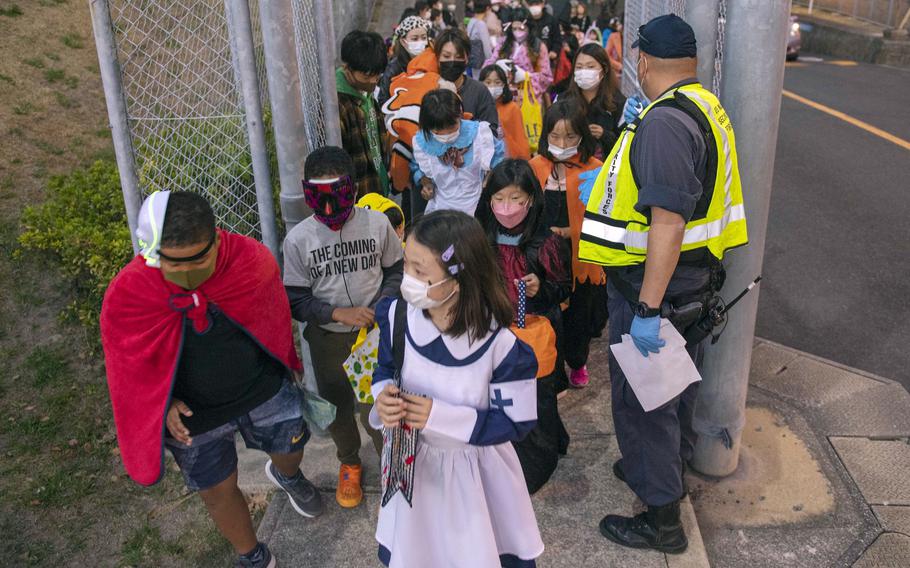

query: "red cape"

left=101, top=230, right=301, bottom=486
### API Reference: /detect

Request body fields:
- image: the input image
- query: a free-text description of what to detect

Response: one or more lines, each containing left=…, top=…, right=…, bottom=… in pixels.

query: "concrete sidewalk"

left=792, top=5, right=910, bottom=68
left=242, top=336, right=709, bottom=567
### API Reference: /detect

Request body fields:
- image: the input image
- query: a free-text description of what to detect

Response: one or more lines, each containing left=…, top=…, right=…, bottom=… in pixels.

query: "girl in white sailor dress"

left=370, top=210, right=544, bottom=568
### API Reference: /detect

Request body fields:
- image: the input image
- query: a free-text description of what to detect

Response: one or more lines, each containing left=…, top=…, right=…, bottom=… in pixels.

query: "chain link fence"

left=621, top=0, right=727, bottom=97
left=292, top=0, right=328, bottom=152
left=104, top=0, right=267, bottom=241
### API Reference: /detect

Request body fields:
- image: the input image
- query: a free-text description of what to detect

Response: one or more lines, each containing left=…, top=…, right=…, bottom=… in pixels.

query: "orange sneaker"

left=336, top=464, right=363, bottom=508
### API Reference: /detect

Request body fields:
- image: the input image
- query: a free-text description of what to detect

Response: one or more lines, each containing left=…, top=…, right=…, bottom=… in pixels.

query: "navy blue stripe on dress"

left=373, top=297, right=396, bottom=385
left=469, top=410, right=536, bottom=446
left=405, top=327, right=501, bottom=367
left=491, top=338, right=538, bottom=384
left=378, top=544, right=391, bottom=566
left=501, top=553, right=537, bottom=568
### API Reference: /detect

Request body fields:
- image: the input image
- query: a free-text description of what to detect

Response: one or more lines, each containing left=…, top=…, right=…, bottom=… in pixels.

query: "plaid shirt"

left=338, top=92, right=389, bottom=198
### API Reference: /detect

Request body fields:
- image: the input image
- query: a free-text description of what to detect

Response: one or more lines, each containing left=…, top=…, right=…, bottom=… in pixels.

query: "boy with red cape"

left=101, top=191, right=321, bottom=568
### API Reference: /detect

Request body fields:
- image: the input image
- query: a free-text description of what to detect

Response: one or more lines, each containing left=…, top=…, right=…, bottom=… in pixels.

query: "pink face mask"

left=492, top=200, right=531, bottom=229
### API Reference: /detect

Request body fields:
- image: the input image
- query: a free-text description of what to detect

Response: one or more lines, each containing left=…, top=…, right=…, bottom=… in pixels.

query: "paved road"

left=758, top=55, right=910, bottom=388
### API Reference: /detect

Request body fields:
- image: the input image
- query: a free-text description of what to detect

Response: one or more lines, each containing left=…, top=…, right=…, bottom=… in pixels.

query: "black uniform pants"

left=606, top=267, right=710, bottom=507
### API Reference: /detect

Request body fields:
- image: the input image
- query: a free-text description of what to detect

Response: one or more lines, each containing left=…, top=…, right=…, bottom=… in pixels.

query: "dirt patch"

left=689, top=406, right=835, bottom=528
left=0, top=2, right=237, bottom=566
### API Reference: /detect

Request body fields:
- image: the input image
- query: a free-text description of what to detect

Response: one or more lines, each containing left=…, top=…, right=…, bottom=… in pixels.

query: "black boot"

left=599, top=500, right=688, bottom=554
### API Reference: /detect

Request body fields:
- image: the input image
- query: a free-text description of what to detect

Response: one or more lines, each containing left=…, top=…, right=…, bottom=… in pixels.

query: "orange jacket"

left=497, top=100, right=531, bottom=160
left=606, top=32, right=623, bottom=74
left=530, top=154, right=605, bottom=286
left=383, top=50, right=440, bottom=192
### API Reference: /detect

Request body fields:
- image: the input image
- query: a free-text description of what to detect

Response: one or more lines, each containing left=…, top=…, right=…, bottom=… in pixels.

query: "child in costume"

left=371, top=210, right=544, bottom=567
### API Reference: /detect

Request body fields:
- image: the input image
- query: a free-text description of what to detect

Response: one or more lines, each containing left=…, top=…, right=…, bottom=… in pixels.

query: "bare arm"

left=638, top=206, right=685, bottom=308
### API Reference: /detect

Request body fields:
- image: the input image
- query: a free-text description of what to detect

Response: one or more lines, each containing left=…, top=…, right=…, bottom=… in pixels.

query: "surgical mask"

left=433, top=127, right=461, bottom=144
left=439, top=60, right=467, bottom=82
left=513, top=29, right=528, bottom=42
left=405, top=40, right=427, bottom=56
left=548, top=143, right=579, bottom=161
left=400, top=273, right=456, bottom=310
left=163, top=262, right=216, bottom=290
left=574, top=68, right=602, bottom=90
left=487, top=85, right=504, bottom=99
left=529, top=5, right=543, bottom=17
left=492, top=200, right=531, bottom=229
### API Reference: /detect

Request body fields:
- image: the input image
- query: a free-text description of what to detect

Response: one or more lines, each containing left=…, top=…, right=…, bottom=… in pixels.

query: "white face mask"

left=405, top=40, right=428, bottom=56
left=487, top=85, right=504, bottom=99
left=549, top=143, right=579, bottom=161
left=574, top=68, right=602, bottom=90
left=529, top=5, right=543, bottom=17
left=433, top=128, right=461, bottom=144
left=400, top=273, right=456, bottom=310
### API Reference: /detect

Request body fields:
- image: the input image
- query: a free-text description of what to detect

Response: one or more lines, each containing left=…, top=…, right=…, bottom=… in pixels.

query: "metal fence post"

left=691, top=0, right=792, bottom=477
left=89, top=0, right=143, bottom=254
left=226, top=0, right=280, bottom=258
left=259, top=0, right=310, bottom=233
left=314, top=0, right=343, bottom=147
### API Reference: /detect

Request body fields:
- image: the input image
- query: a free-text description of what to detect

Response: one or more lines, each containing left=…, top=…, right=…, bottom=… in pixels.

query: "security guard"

left=578, top=15, right=748, bottom=553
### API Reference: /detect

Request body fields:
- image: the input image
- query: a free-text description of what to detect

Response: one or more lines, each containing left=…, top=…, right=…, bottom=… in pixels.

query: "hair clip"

left=441, top=244, right=455, bottom=263
left=447, top=263, right=464, bottom=276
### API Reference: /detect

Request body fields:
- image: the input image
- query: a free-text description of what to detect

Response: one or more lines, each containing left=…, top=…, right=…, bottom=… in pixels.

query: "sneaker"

left=569, top=366, right=590, bottom=388
left=264, top=460, right=324, bottom=518
left=336, top=463, right=363, bottom=508
left=237, top=542, right=277, bottom=568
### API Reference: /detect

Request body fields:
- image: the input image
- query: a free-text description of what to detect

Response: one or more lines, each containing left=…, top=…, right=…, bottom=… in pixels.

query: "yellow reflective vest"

left=579, top=82, right=748, bottom=267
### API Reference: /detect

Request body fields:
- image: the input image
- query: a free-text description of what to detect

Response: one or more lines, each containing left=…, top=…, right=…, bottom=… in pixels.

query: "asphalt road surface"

left=758, top=55, right=910, bottom=389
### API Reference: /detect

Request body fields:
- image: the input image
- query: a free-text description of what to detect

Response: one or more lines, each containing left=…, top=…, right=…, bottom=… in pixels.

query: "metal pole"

left=89, top=0, right=143, bottom=254
left=455, top=0, right=465, bottom=26
left=258, top=0, right=310, bottom=233
left=314, top=0, right=343, bottom=147
left=226, top=0, right=280, bottom=258
left=685, top=0, right=720, bottom=93
left=691, top=0, right=792, bottom=477
left=808, top=0, right=815, bottom=15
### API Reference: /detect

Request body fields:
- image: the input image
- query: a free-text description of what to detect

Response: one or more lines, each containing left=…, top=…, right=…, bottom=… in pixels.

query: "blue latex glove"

left=630, top=314, right=666, bottom=357
left=578, top=169, right=600, bottom=205
left=622, top=94, right=650, bottom=125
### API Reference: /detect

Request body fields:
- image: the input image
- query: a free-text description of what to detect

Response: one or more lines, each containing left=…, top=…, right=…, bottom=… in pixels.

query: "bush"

left=18, top=160, right=133, bottom=344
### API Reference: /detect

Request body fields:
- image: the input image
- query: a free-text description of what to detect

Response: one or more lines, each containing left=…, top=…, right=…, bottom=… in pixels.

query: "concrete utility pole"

left=691, top=0, right=792, bottom=477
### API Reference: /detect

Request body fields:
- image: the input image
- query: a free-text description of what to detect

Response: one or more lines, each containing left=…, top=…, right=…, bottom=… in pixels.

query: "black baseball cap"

left=632, top=14, right=697, bottom=58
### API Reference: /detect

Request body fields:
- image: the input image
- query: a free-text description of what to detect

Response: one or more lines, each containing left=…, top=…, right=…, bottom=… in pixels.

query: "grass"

left=32, top=139, right=65, bottom=156
left=44, top=68, right=65, bottom=83
left=13, top=101, right=38, bottom=116
left=45, top=52, right=60, bottom=62
left=55, top=91, right=78, bottom=109
left=22, top=57, right=44, bottom=69
left=61, top=33, right=83, bottom=49
left=0, top=5, right=23, bottom=17
left=23, top=346, right=69, bottom=387
left=0, top=73, right=14, bottom=84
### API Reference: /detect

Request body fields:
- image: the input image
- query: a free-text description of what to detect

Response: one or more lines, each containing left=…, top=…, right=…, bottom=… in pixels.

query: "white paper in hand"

left=610, top=319, right=702, bottom=412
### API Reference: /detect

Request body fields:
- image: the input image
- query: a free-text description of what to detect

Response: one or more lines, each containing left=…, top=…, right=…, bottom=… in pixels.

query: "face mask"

left=163, top=262, right=216, bottom=290
left=529, top=5, right=543, bottom=17
left=487, top=85, right=504, bottom=99
left=400, top=273, right=456, bottom=310
left=439, top=60, right=467, bottom=82
left=433, top=127, right=461, bottom=144
left=548, top=143, right=579, bottom=161
left=574, top=68, right=602, bottom=90
left=447, top=3, right=456, bottom=11
left=405, top=40, right=427, bottom=56
left=302, top=176, right=357, bottom=231
left=492, top=200, right=531, bottom=229
left=513, top=29, right=529, bottom=42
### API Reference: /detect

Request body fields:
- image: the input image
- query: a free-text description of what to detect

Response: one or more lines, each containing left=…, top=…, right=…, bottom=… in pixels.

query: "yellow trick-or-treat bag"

left=343, top=325, right=380, bottom=404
